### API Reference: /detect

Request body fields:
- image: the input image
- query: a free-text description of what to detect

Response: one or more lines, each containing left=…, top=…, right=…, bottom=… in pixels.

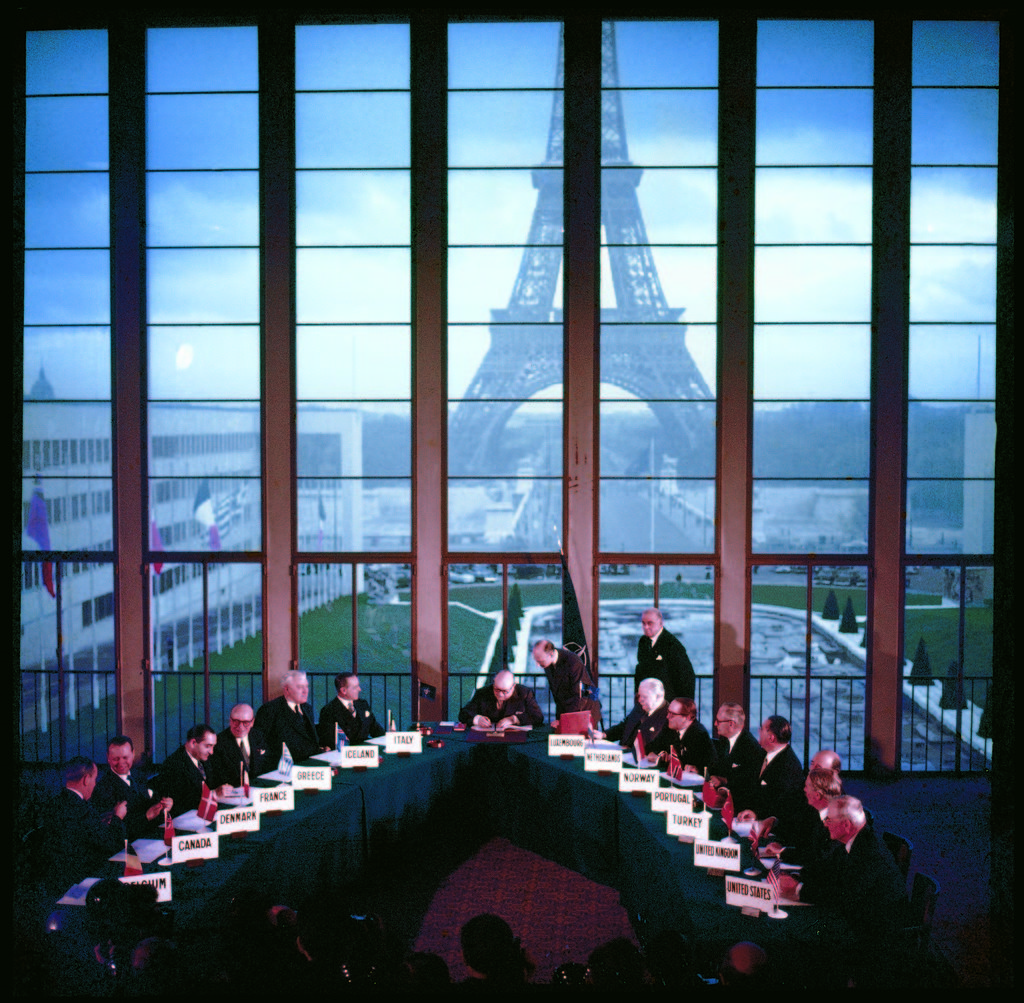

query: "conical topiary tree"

left=507, top=582, right=524, bottom=647
left=822, top=590, right=840, bottom=620
left=977, top=685, right=993, bottom=739
left=939, top=660, right=966, bottom=710
left=839, top=597, right=858, bottom=633
left=909, top=636, right=932, bottom=685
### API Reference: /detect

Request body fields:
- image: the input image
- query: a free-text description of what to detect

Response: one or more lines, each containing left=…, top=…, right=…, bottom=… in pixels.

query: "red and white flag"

left=197, top=783, right=218, bottom=823
left=667, top=745, right=683, bottom=781
left=163, top=809, right=174, bottom=846
left=123, top=840, right=143, bottom=877
left=722, top=790, right=735, bottom=832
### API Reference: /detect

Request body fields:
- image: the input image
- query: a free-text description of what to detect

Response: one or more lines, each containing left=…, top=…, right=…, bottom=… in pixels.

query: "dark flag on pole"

left=558, top=546, right=588, bottom=663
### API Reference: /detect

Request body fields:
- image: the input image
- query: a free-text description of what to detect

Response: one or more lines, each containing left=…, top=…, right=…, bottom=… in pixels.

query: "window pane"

left=297, top=25, right=410, bottom=89
left=757, top=21, right=873, bottom=85
left=757, top=91, right=873, bottom=165
left=297, top=249, right=411, bottom=324
left=908, top=325, right=995, bottom=400
left=599, top=481, right=715, bottom=553
left=449, top=479, right=562, bottom=552
left=755, top=326, right=871, bottom=399
left=147, top=27, right=258, bottom=91
left=27, top=30, right=107, bottom=95
left=297, top=326, right=411, bottom=400
left=449, top=170, right=562, bottom=245
left=912, top=21, right=999, bottom=86
left=755, top=247, right=872, bottom=322
left=24, top=250, right=110, bottom=324
left=26, top=97, right=109, bottom=170
left=296, top=93, right=410, bottom=168
left=754, top=403, right=869, bottom=478
left=756, top=168, right=872, bottom=244
left=297, top=171, right=410, bottom=246
left=298, top=403, right=410, bottom=478
left=613, top=91, right=718, bottom=166
left=600, top=401, right=716, bottom=477
left=147, top=95, right=259, bottom=170
left=753, top=483, right=869, bottom=554
left=148, top=172, right=259, bottom=247
left=148, top=326, right=260, bottom=400
left=148, top=249, right=260, bottom=323
left=611, top=21, right=718, bottom=86
left=910, top=168, right=996, bottom=244
left=450, top=92, right=560, bottom=168
left=911, top=91, right=998, bottom=164
left=449, top=22, right=561, bottom=88
left=23, top=329, right=111, bottom=400
left=909, top=247, right=996, bottom=322
left=25, top=174, right=109, bottom=248
left=298, top=479, right=410, bottom=552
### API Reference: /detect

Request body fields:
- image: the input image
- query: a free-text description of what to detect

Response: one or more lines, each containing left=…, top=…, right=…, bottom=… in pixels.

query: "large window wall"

left=17, top=15, right=1006, bottom=774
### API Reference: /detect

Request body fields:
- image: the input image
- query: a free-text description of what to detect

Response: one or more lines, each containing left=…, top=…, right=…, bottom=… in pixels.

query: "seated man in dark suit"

left=46, top=756, right=126, bottom=893
left=153, top=723, right=221, bottom=814
left=649, top=697, right=717, bottom=775
left=778, top=795, right=906, bottom=987
left=318, top=672, right=386, bottom=746
left=92, top=735, right=172, bottom=840
left=602, top=678, right=669, bottom=758
left=255, top=670, right=322, bottom=763
left=207, top=704, right=273, bottom=789
left=709, top=702, right=765, bottom=808
left=458, top=669, right=544, bottom=730
left=735, top=714, right=805, bottom=827
left=766, top=767, right=842, bottom=866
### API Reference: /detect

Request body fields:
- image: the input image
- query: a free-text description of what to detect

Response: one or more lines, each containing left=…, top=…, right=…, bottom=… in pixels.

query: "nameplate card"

left=172, top=832, right=219, bottom=864
left=548, top=734, right=586, bottom=757
left=339, top=745, right=380, bottom=768
left=385, top=731, right=423, bottom=754
left=292, top=765, right=332, bottom=790
left=120, top=872, right=172, bottom=903
left=618, top=767, right=661, bottom=793
left=725, top=876, right=777, bottom=913
left=584, top=747, right=622, bottom=773
left=667, top=810, right=711, bottom=841
left=693, top=839, right=742, bottom=872
left=650, top=787, right=693, bottom=813
left=216, top=805, right=261, bottom=834
left=255, top=786, right=295, bottom=813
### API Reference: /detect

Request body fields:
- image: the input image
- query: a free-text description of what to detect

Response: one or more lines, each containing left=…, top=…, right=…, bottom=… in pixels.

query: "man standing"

left=635, top=608, right=695, bottom=701
left=318, top=673, right=386, bottom=746
left=532, top=639, right=600, bottom=727
left=255, top=669, right=321, bottom=763
left=709, top=703, right=765, bottom=808
left=92, top=735, right=171, bottom=839
left=649, top=698, right=716, bottom=775
left=207, top=704, right=272, bottom=789
left=153, top=723, right=222, bottom=814
left=459, top=669, right=544, bottom=730
left=46, top=757, right=126, bottom=893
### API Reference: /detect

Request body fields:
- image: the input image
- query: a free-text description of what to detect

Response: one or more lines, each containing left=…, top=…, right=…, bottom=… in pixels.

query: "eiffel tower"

left=448, top=22, right=713, bottom=477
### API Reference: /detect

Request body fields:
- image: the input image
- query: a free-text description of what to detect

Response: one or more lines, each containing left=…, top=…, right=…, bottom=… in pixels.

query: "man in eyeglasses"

left=459, top=669, right=544, bottom=730
left=207, top=703, right=271, bottom=789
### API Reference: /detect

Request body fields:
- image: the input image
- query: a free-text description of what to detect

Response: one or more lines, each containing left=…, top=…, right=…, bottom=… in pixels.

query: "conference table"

left=57, top=729, right=852, bottom=983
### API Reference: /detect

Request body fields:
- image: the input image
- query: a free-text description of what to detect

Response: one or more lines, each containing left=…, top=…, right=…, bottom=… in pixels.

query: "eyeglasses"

left=231, top=718, right=254, bottom=726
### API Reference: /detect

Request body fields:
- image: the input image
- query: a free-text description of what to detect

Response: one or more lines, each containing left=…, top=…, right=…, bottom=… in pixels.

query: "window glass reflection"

left=148, top=172, right=259, bottom=247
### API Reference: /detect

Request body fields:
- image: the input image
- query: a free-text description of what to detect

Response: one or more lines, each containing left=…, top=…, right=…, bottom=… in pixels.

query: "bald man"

left=810, top=749, right=842, bottom=772
left=635, top=608, right=695, bottom=701
left=459, top=670, right=544, bottom=730
left=207, top=704, right=273, bottom=788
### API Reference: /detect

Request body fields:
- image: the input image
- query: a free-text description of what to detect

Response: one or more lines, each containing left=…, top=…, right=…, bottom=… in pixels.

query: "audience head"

left=824, top=794, right=867, bottom=844
left=460, top=913, right=532, bottom=984
left=586, top=937, right=647, bottom=987
left=719, top=941, right=768, bottom=986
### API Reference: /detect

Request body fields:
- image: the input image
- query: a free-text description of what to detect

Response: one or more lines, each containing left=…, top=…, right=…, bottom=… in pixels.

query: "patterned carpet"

left=414, top=837, right=637, bottom=983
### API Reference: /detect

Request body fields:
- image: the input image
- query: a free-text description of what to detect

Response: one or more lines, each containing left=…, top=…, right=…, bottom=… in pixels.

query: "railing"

left=22, top=666, right=992, bottom=775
